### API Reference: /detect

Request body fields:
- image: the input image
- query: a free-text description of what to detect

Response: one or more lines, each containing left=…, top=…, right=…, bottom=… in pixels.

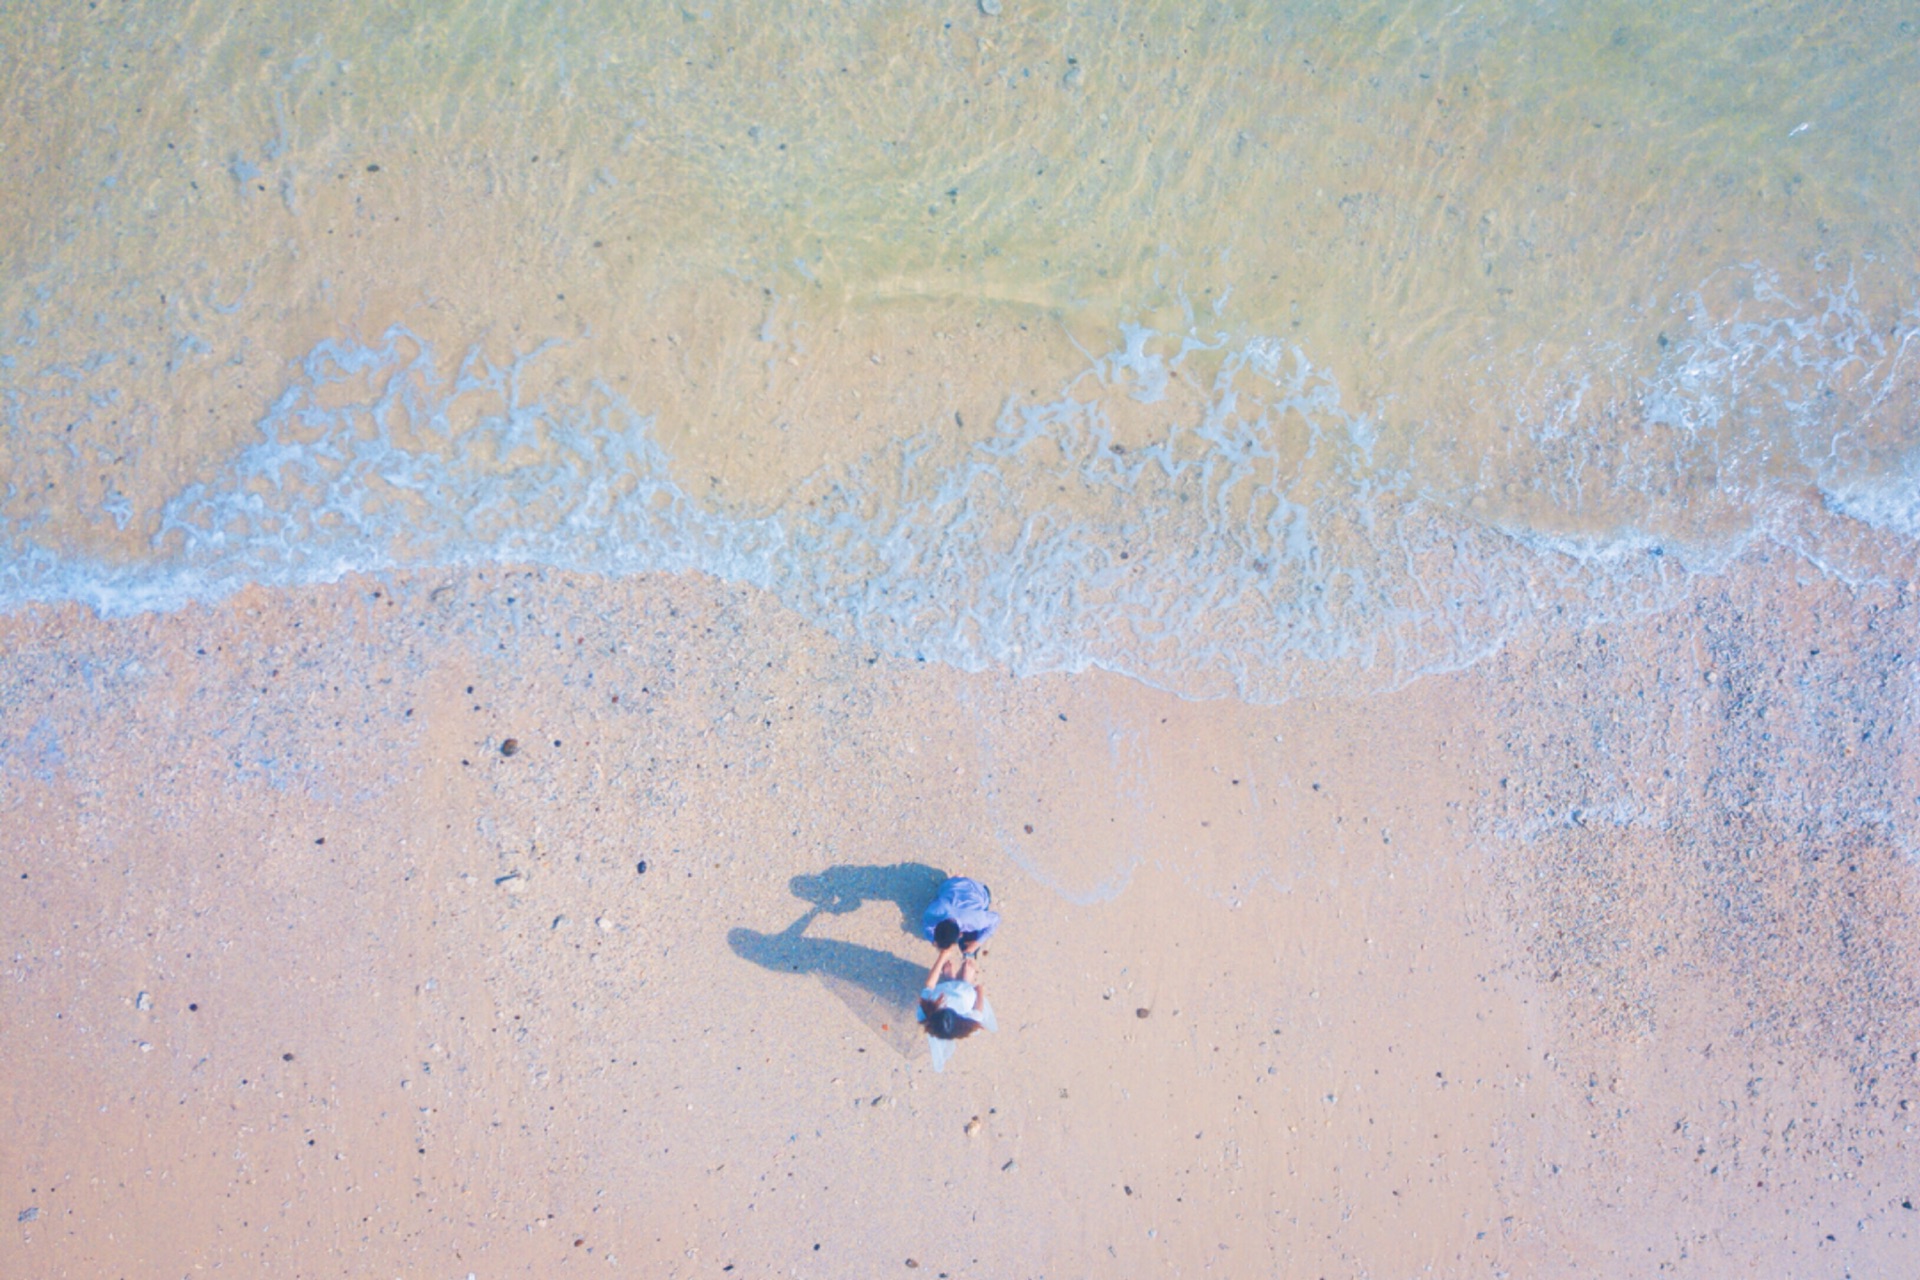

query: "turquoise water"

left=3, top=0, right=1916, bottom=700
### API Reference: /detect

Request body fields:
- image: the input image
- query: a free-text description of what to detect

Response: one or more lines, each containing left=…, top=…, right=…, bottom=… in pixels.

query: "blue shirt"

left=920, top=876, right=1000, bottom=944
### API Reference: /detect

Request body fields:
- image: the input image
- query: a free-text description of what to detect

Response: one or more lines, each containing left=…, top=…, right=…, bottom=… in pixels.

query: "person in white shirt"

left=918, top=949, right=997, bottom=1071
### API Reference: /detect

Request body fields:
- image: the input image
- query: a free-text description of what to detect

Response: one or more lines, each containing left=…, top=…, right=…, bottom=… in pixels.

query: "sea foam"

left=1, top=271, right=1914, bottom=703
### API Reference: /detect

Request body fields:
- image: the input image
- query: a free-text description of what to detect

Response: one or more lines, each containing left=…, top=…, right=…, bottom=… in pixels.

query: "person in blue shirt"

left=920, top=875, right=999, bottom=960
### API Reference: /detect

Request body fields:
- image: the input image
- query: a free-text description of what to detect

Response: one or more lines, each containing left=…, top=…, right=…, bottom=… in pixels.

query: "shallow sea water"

left=5, top=10, right=1920, bottom=1272
left=2, top=0, right=1916, bottom=698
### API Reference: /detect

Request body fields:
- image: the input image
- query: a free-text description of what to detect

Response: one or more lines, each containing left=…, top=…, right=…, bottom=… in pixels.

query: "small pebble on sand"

left=496, top=872, right=526, bottom=893
left=1136, top=1007, right=1151, bottom=1019
left=18, top=1207, right=37, bottom=1223
left=596, top=916, right=615, bottom=932
left=500, top=738, right=520, bottom=756
left=964, top=1116, right=982, bottom=1137
left=979, top=0, right=1001, bottom=14
left=135, top=990, right=151, bottom=1011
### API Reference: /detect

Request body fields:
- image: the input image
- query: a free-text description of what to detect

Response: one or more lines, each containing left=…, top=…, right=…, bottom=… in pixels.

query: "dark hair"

left=932, top=919, right=960, bottom=949
left=920, top=1000, right=982, bottom=1041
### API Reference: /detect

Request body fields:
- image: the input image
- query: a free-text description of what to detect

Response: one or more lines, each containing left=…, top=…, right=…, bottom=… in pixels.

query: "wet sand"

left=3, top=555, right=1915, bottom=1277
left=5, top=2, right=1919, bottom=1273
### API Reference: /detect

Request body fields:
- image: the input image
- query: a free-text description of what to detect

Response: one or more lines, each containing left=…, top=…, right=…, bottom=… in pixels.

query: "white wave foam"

left=2, top=274, right=1915, bottom=702
left=1823, top=467, right=1920, bottom=540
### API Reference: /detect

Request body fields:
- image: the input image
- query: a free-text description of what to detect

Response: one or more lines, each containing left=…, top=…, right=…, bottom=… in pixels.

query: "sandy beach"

left=4, top=552, right=1915, bottom=1277
left=6, top=3, right=1920, bottom=1274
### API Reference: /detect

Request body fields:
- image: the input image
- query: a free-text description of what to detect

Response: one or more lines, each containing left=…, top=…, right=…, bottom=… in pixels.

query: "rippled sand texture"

left=6, top=1, right=1916, bottom=583
left=3, top=1, right=1919, bottom=1276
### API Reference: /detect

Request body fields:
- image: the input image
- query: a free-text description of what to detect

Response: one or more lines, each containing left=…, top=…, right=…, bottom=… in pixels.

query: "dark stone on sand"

left=282, top=1052, right=294, bottom=1061
left=636, top=860, right=648, bottom=875
left=1136, top=1007, right=1151, bottom=1018
left=500, top=738, right=519, bottom=756
left=18, top=1207, right=38, bottom=1222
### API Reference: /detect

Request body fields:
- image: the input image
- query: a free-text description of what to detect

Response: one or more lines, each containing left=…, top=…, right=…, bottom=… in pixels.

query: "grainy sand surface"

left=5, top=3, right=1920, bottom=1274
left=4, top=557, right=1915, bottom=1277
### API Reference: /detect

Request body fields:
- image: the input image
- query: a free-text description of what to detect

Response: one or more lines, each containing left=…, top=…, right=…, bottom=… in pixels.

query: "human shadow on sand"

left=728, top=862, right=947, bottom=1058
left=784, top=861, right=946, bottom=935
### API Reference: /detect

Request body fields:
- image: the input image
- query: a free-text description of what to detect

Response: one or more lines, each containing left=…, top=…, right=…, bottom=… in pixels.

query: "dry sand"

left=5, top=4, right=1917, bottom=1275
left=3, top=557, right=1917, bottom=1277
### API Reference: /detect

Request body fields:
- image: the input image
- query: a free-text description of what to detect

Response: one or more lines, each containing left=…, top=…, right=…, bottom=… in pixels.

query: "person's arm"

left=925, top=947, right=962, bottom=989
left=959, top=955, right=983, bottom=1008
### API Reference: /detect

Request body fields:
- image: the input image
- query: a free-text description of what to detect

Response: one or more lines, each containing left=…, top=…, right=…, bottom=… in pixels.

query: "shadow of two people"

left=727, top=862, right=945, bottom=1058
